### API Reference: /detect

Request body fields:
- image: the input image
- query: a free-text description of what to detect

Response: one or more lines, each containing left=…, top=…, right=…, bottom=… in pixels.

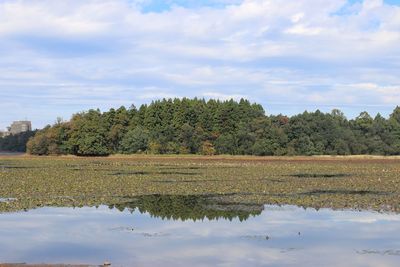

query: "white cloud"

left=202, top=92, right=247, bottom=101
left=291, top=12, right=305, bottom=23
left=284, top=24, right=322, bottom=35
left=363, top=0, right=383, bottom=10
left=0, top=0, right=399, bottom=128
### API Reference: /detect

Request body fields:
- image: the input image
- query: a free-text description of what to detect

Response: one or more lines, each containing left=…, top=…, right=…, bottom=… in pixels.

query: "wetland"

left=0, top=155, right=399, bottom=266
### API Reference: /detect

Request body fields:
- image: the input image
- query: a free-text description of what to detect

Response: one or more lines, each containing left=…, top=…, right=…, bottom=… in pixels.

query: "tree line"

left=24, top=98, right=400, bottom=156
left=0, top=131, right=36, bottom=152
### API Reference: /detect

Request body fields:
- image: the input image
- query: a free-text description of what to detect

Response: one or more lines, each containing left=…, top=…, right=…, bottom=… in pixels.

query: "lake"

left=0, top=196, right=399, bottom=267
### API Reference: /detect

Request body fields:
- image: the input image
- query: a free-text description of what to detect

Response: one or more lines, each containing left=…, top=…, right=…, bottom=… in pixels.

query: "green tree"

left=119, top=126, right=149, bottom=153
left=215, top=133, right=237, bottom=154
left=23, top=98, right=400, bottom=157
left=67, top=110, right=109, bottom=156
left=200, top=141, right=215, bottom=155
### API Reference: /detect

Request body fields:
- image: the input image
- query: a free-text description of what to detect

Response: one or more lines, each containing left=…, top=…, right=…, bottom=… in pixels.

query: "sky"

left=0, top=0, right=399, bottom=130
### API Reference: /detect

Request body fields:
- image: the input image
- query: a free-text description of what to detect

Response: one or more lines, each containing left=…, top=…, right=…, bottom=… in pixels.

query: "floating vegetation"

left=0, top=156, right=399, bottom=213
left=159, top=171, right=199, bottom=175
left=262, top=178, right=285, bottom=183
left=151, top=179, right=219, bottom=183
left=158, top=166, right=203, bottom=170
left=0, top=166, right=35, bottom=169
left=111, top=171, right=151, bottom=175
left=110, top=171, right=200, bottom=176
left=0, top=264, right=92, bottom=267
left=299, top=189, right=390, bottom=196
left=290, top=173, right=350, bottom=178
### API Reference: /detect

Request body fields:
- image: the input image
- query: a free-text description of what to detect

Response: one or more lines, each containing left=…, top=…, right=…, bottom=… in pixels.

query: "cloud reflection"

left=0, top=204, right=399, bottom=266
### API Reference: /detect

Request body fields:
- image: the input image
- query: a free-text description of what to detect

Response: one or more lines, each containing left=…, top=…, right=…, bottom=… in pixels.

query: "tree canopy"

left=22, top=98, right=400, bottom=156
left=0, top=131, right=36, bottom=152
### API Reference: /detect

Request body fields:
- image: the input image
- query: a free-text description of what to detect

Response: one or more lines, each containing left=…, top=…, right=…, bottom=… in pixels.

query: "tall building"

left=9, top=121, right=32, bottom=134
left=1, top=121, right=32, bottom=136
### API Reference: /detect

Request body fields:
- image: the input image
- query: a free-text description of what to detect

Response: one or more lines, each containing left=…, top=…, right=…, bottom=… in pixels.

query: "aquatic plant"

left=0, top=156, right=399, bottom=213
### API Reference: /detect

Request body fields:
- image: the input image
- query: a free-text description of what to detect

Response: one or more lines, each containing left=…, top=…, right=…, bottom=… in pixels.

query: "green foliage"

left=24, top=98, right=400, bottom=156
left=0, top=131, right=36, bottom=152
left=215, top=133, right=237, bottom=154
left=119, top=126, right=149, bottom=154
left=200, top=140, right=216, bottom=155
left=26, top=121, right=71, bottom=155
left=252, top=139, right=278, bottom=156
left=66, top=110, right=110, bottom=156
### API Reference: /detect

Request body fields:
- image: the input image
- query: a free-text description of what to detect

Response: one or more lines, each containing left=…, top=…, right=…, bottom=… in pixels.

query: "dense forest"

left=0, top=131, right=36, bottom=152
left=18, top=98, right=400, bottom=156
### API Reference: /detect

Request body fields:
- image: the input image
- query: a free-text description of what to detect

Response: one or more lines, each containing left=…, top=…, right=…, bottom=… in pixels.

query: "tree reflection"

left=109, top=194, right=264, bottom=222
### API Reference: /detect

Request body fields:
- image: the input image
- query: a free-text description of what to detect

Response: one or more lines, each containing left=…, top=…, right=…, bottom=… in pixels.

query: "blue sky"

left=0, top=0, right=400, bottom=130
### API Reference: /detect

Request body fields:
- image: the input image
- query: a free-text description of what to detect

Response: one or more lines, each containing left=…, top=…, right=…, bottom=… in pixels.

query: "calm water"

left=0, top=199, right=399, bottom=267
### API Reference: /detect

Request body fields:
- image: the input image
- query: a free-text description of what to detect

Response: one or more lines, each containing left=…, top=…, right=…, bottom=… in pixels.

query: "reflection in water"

left=109, top=194, right=264, bottom=221
left=357, top=250, right=400, bottom=256
left=0, top=198, right=16, bottom=203
left=0, top=201, right=399, bottom=267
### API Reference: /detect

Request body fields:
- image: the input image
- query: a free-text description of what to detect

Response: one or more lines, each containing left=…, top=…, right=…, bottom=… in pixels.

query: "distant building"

left=9, top=121, right=32, bottom=135
left=0, top=121, right=32, bottom=137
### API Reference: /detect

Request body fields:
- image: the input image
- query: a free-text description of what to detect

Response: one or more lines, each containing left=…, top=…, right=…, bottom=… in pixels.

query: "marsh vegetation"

left=0, top=155, right=399, bottom=213
left=1, top=155, right=400, bottom=266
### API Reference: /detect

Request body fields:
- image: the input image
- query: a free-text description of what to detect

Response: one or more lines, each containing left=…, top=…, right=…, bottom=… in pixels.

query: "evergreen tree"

left=119, top=126, right=149, bottom=153
left=24, top=98, right=400, bottom=156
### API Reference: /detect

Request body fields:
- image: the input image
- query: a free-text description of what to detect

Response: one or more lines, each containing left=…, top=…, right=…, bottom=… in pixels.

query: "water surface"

left=0, top=199, right=399, bottom=267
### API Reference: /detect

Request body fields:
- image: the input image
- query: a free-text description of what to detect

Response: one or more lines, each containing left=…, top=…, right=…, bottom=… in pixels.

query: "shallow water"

left=0, top=203, right=399, bottom=267
left=0, top=197, right=16, bottom=203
